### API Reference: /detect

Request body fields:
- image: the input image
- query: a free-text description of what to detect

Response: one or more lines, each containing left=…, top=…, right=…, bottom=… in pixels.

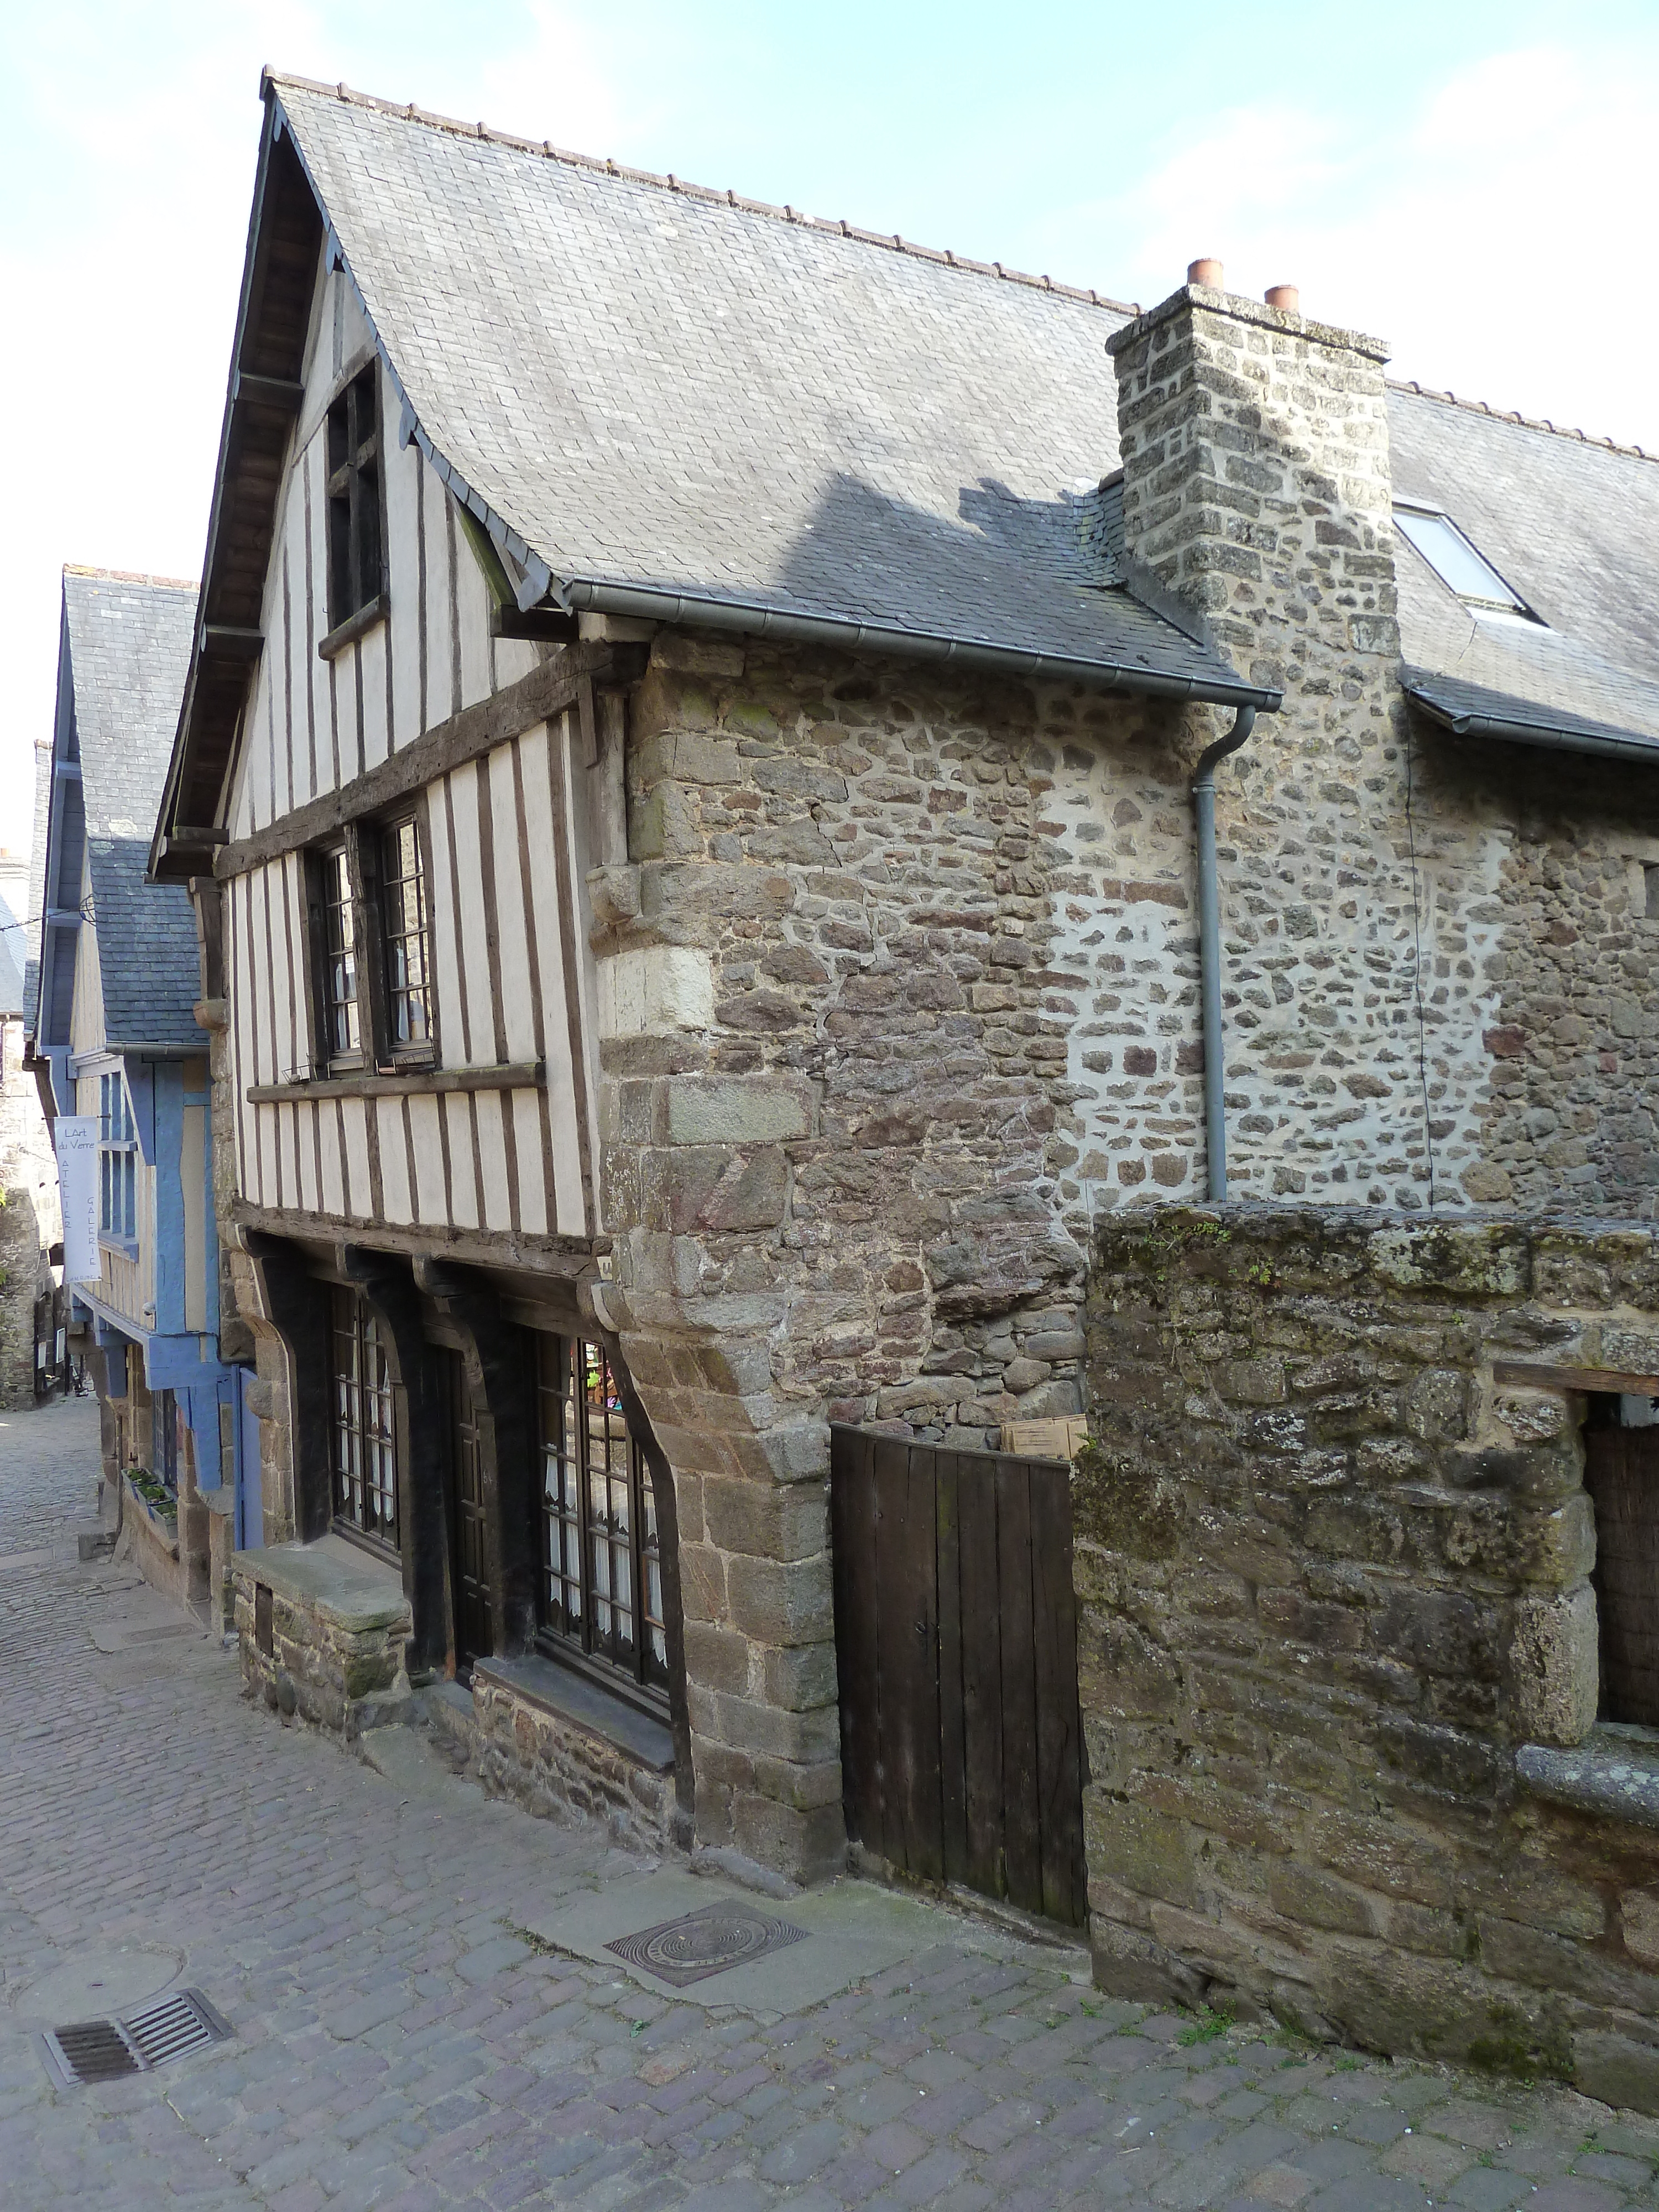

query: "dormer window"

left=325, top=364, right=383, bottom=630
left=1393, top=503, right=1539, bottom=621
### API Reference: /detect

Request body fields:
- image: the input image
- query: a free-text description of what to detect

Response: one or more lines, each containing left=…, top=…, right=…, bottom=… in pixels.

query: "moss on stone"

left=1071, top=1441, right=1183, bottom=1558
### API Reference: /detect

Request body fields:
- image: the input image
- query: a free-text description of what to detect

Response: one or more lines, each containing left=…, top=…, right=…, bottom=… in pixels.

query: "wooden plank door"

left=442, top=1350, right=492, bottom=1672
left=830, top=1426, right=1087, bottom=1927
left=1585, top=1422, right=1659, bottom=1725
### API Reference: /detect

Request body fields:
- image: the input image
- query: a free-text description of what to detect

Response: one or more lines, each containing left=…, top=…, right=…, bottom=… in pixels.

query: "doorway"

left=441, top=1350, right=492, bottom=1674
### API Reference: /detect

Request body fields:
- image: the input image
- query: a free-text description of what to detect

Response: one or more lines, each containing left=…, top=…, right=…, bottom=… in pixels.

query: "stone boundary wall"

left=233, top=1560, right=412, bottom=1739
left=1080, top=1204, right=1659, bottom=2111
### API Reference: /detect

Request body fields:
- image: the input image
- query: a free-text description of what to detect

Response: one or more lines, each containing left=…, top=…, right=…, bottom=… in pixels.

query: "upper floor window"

left=318, top=843, right=361, bottom=1068
left=380, top=818, right=432, bottom=1056
left=331, top=1287, right=398, bottom=1552
left=326, top=364, right=383, bottom=630
left=536, top=1334, right=668, bottom=1705
left=1393, top=504, right=1538, bottom=621
left=306, top=813, right=435, bottom=1076
left=98, top=1072, right=136, bottom=1242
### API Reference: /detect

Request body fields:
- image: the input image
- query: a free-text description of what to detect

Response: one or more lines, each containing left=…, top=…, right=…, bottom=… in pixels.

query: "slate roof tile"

left=61, top=571, right=203, bottom=1049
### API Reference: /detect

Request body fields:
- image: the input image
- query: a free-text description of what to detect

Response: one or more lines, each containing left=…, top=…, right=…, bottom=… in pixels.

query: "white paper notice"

left=53, top=1117, right=100, bottom=1284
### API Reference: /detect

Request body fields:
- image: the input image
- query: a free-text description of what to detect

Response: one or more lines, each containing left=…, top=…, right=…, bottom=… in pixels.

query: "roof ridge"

left=263, top=68, right=1141, bottom=318
left=1387, top=379, right=1656, bottom=465
left=64, top=564, right=199, bottom=589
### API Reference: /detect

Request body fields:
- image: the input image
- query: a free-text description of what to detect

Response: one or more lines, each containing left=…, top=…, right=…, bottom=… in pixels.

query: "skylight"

left=1393, top=505, right=1536, bottom=618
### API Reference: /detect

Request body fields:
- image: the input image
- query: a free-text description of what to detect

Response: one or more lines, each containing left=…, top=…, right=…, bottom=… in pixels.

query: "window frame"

left=1392, top=501, right=1540, bottom=622
left=302, top=808, right=438, bottom=1077
left=98, top=1070, right=138, bottom=1250
left=325, top=362, right=385, bottom=633
left=534, top=1333, right=669, bottom=1713
left=376, top=813, right=436, bottom=1065
left=329, top=1286, right=400, bottom=1559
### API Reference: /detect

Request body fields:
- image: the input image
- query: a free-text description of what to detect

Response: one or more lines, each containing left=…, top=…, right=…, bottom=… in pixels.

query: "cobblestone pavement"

left=3, top=1399, right=1659, bottom=2210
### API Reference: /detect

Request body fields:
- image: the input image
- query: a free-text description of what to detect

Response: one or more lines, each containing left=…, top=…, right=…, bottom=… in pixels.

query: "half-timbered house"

left=150, top=71, right=1659, bottom=2067
left=36, top=567, right=255, bottom=1614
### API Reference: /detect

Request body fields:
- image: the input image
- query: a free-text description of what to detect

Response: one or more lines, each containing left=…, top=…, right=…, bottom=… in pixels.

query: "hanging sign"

left=53, top=1117, right=100, bottom=1284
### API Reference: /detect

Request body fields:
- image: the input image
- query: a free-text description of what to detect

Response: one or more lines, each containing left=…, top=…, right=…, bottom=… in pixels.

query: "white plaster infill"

left=1517, top=1724, right=1659, bottom=1828
left=232, top=1532, right=409, bottom=1634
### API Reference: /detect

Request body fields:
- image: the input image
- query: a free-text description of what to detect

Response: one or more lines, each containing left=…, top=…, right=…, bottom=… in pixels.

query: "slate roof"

left=1389, top=387, right=1659, bottom=759
left=60, top=571, right=204, bottom=1048
left=270, top=75, right=1265, bottom=705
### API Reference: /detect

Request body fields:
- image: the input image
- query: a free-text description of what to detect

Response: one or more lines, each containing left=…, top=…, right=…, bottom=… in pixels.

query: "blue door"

left=233, top=1368, right=264, bottom=1552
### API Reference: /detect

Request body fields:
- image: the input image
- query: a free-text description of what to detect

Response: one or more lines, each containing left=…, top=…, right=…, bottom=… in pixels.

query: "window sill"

left=473, top=1650, right=674, bottom=1772
left=246, top=1060, right=541, bottom=1104
left=1516, top=1724, right=1659, bottom=1830
left=98, top=1234, right=140, bottom=1262
left=318, top=595, right=389, bottom=661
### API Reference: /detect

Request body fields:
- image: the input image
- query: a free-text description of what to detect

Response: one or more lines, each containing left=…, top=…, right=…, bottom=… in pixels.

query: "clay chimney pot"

left=1265, top=284, right=1300, bottom=314
left=1187, top=258, right=1224, bottom=289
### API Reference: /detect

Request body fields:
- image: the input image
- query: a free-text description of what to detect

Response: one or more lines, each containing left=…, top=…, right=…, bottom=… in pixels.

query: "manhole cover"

left=15, top=1944, right=184, bottom=2021
left=40, top=1989, right=231, bottom=2089
left=606, top=1901, right=808, bottom=1986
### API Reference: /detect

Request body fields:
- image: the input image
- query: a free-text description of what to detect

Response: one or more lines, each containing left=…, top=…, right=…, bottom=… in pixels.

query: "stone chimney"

left=1106, top=267, right=1398, bottom=700
left=1106, top=274, right=1464, bottom=1211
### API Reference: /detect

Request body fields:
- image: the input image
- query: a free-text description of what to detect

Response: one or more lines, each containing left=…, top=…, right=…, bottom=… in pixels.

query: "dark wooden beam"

left=216, top=643, right=613, bottom=877
left=1492, top=1360, right=1659, bottom=1397
left=201, top=625, right=265, bottom=661
left=233, top=371, right=305, bottom=413
left=245, top=1060, right=542, bottom=1104
left=232, top=1196, right=594, bottom=1278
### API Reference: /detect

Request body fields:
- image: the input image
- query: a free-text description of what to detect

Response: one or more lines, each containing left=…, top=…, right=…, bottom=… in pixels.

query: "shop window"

left=535, top=1335, right=667, bottom=1704
left=330, top=1287, right=398, bottom=1554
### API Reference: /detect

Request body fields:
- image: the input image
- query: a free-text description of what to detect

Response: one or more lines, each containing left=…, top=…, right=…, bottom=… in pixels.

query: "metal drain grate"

left=607, top=1901, right=808, bottom=1987
left=41, top=1990, right=231, bottom=2088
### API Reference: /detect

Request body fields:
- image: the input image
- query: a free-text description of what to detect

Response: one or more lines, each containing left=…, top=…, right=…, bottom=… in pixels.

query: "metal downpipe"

left=1192, top=706, right=1256, bottom=1203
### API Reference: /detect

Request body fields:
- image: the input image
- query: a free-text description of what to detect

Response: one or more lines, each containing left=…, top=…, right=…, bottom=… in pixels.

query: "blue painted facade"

left=30, top=569, right=260, bottom=1556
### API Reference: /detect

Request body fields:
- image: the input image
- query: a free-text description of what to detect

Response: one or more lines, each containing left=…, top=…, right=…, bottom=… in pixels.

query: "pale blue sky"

left=4, top=0, right=1657, bottom=852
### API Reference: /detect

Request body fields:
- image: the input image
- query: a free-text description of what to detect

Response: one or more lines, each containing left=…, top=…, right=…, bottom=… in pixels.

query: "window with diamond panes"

left=331, top=1287, right=398, bottom=1551
left=536, top=1335, right=667, bottom=1699
left=380, top=818, right=432, bottom=1055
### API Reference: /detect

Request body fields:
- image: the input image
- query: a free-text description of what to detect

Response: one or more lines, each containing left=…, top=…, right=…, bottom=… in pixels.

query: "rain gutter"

left=1191, top=706, right=1258, bottom=1202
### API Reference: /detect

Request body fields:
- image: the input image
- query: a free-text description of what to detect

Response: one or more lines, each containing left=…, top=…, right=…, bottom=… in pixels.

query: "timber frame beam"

left=214, top=641, right=624, bottom=878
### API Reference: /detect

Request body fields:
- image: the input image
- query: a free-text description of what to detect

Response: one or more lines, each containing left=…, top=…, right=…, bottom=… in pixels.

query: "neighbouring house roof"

left=48, top=571, right=203, bottom=1051
left=1389, top=385, right=1659, bottom=761
left=22, top=741, right=51, bottom=1036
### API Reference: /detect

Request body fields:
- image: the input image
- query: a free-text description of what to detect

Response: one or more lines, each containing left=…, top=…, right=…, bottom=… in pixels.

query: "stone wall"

left=233, top=1552, right=412, bottom=1738
left=467, top=1666, right=676, bottom=1854
left=1079, top=1204, right=1659, bottom=2109
left=1432, top=739, right=1659, bottom=1218
left=596, top=632, right=1222, bottom=1876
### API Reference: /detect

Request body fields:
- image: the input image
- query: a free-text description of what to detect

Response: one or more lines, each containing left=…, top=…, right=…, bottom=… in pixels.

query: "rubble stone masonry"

left=1079, top=1206, right=1659, bottom=2110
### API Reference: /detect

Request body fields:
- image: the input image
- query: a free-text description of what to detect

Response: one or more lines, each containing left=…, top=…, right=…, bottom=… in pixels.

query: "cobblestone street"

left=2, top=1399, right=1657, bottom=2210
